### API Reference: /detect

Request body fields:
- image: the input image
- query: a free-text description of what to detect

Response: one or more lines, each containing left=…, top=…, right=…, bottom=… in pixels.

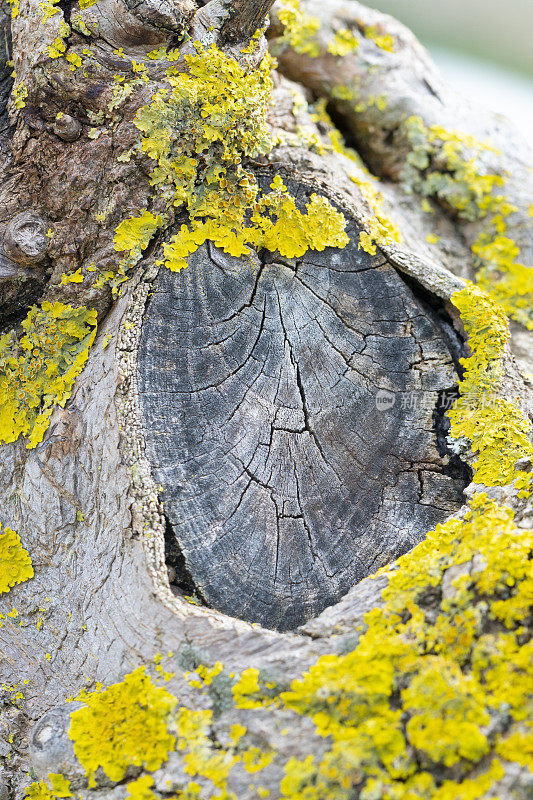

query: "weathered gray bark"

left=0, top=0, right=531, bottom=797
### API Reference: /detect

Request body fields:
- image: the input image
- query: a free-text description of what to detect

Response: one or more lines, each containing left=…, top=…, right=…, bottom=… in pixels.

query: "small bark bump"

left=53, top=113, right=82, bottom=143
left=3, top=211, right=50, bottom=267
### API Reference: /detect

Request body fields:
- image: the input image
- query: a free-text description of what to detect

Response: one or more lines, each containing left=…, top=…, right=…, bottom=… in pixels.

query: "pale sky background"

left=368, top=0, right=533, bottom=143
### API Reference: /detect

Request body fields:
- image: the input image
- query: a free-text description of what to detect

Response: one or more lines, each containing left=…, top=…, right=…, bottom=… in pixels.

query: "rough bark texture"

left=0, top=0, right=531, bottom=797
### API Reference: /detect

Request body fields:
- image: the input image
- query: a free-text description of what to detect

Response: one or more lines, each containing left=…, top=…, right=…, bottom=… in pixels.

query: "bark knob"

left=3, top=212, right=50, bottom=267
left=53, top=113, right=82, bottom=142
left=29, top=705, right=83, bottom=780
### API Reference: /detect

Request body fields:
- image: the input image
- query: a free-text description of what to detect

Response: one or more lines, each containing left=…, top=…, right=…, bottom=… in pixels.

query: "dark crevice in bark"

left=0, top=1, right=13, bottom=137
left=322, top=98, right=402, bottom=179
left=0, top=266, right=52, bottom=333
left=219, top=0, right=276, bottom=44
left=163, top=513, right=207, bottom=604
left=432, top=386, right=472, bottom=484
left=57, top=0, right=74, bottom=27
left=399, top=272, right=473, bottom=487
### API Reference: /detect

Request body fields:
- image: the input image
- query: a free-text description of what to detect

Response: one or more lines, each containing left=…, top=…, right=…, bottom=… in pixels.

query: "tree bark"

left=0, top=0, right=531, bottom=797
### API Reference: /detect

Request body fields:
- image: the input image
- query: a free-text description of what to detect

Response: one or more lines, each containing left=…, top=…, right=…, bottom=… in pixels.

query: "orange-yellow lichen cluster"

left=448, top=283, right=533, bottom=491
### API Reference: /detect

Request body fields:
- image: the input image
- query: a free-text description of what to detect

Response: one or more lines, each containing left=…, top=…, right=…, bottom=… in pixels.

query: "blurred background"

left=368, top=0, right=533, bottom=141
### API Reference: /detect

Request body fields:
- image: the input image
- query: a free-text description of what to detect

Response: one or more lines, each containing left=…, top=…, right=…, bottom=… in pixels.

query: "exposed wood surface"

left=138, top=206, right=465, bottom=630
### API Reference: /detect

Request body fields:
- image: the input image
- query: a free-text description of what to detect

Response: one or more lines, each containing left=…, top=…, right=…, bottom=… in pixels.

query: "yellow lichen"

left=68, top=666, right=177, bottom=786
left=274, top=490, right=532, bottom=798
left=113, top=210, right=163, bottom=260
left=176, top=707, right=237, bottom=787
left=12, top=82, right=28, bottom=109
left=402, top=116, right=533, bottom=328
left=60, top=268, right=84, bottom=285
left=448, top=283, right=533, bottom=486
left=0, top=523, right=33, bottom=594
left=363, top=25, right=395, bottom=53
left=25, top=774, right=72, bottom=799
left=125, top=775, right=158, bottom=800
left=0, top=302, right=97, bottom=448
left=275, top=0, right=321, bottom=57
left=327, top=29, right=360, bottom=57
left=127, top=42, right=348, bottom=273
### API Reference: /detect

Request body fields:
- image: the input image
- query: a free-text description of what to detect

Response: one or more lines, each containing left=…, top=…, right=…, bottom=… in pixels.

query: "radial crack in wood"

left=137, top=209, right=467, bottom=631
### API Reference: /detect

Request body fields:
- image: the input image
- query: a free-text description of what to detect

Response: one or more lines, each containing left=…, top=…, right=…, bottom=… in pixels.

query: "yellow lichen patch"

left=60, top=268, right=84, bottom=285
left=68, top=666, right=177, bottom=786
left=275, top=0, right=321, bottom=57
left=12, top=82, right=28, bottom=109
left=350, top=175, right=402, bottom=254
left=232, top=667, right=279, bottom=711
left=273, top=490, right=532, bottom=799
left=132, top=43, right=348, bottom=272
left=39, top=0, right=60, bottom=22
left=363, top=25, right=395, bottom=52
left=309, top=102, right=402, bottom=255
left=45, top=19, right=71, bottom=60
left=176, top=707, right=238, bottom=788
left=0, top=524, right=33, bottom=595
left=402, top=658, right=490, bottom=766
left=327, top=29, right=360, bottom=57
left=0, top=302, right=97, bottom=448
left=125, top=775, right=158, bottom=800
left=474, top=233, right=533, bottom=330
left=448, top=283, right=533, bottom=486
left=25, top=774, right=72, bottom=799
left=114, top=210, right=163, bottom=261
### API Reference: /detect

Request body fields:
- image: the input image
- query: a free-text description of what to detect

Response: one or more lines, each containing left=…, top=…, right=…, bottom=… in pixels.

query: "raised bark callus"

left=0, top=0, right=531, bottom=796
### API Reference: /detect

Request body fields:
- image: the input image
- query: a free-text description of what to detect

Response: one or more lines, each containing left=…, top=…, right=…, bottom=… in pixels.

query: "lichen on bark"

left=0, top=0, right=531, bottom=798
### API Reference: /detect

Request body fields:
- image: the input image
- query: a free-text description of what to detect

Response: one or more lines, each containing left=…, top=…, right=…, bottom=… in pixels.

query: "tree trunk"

left=0, top=0, right=531, bottom=798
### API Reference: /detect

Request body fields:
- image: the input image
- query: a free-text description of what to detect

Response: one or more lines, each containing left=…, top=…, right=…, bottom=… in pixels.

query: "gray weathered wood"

left=138, top=207, right=465, bottom=630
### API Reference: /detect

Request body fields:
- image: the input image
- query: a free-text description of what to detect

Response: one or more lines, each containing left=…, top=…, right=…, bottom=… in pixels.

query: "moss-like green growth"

left=68, top=666, right=177, bottom=786
left=0, top=523, right=33, bottom=594
left=402, top=116, right=503, bottom=222
left=401, top=116, right=533, bottom=328
left=0, top=302, right=97, bottom=449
